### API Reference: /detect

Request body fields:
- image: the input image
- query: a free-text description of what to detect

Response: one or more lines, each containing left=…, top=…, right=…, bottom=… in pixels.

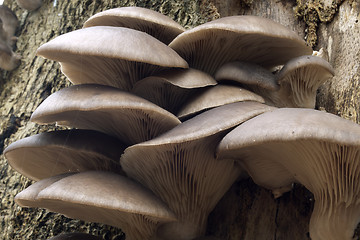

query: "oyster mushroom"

left=83, top=6, right=185, bottom=45
left=215, top=56, right=334, bottom=108
left=273, top=55, right=335, bottom=108
left=217, top=108, right=360, bottom=240
left=16, top=171, right=177, bottom=240
left=169, top=15, right=312, bottom=75
left=132, top=68, right=217, bottom=114
left=121, top=101, right=274, bottom=240
left=0, top=5, right=18, bottom=46
left=36, top=26, right=188, bottom=90
left=177, top=84, right=265, bottom=120
left=30, top=84, right=181, bottom=145
left=4, top=129, right=125, bottom=181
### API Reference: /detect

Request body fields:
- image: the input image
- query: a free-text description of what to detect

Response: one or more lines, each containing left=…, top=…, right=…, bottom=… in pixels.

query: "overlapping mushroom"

left=5, top=6, right=357, bottom=240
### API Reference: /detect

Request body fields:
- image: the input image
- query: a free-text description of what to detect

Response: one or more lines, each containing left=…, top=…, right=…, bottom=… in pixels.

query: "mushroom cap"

left=273, top=55, right=335, bottom=108
left=177, top=84, right=265, bottom=120
left=4, top=129, right=125, bottom=181
left=16, top=0, right=42, bottom=11
left=121, top=102, right=274, bottom=239
left=36, top=26, right=188, bottom=90
left=14, top=172, right=76, bottom=207
left=217, top=108, right=360, bottom=240
left=48, top=233, right=103, bottom=240
left=169, top=15, right=312, bottom=75
left=30, top=84, right=181, bottom=145
left=83, top=7, right=185, bottom=45
left=132, top=68, right=217, bottom=113
left=0, top=5, right=18, bottom=43
left=16, top=171, right=176, bottom=240
left=215, top=61, right=279, bottom=91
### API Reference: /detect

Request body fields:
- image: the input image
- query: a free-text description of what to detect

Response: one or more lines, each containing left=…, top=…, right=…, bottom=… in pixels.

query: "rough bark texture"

left=0, top=0, right=358, bottom=239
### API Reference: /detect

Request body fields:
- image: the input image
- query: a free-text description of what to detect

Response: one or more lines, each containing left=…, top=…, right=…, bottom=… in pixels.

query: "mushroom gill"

left=16, top=171, right=177, bottom=240
left=30, top=84, right=181, bottom=145
left=121, top=102, right=274, bottom=240
left=217, top=108, right=360, bottom=240
left=36, top=26, right=188, bottom=90
left=169, top=15, right=312, bottom=75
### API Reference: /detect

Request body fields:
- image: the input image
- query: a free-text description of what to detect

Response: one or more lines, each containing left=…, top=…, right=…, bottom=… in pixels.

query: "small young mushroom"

left=16, top=0, right=42, bottom=11
left=215, top=56, right=334, bottom=108
left=273, top=55, right=335, bottom=108
left=217, top=108, right=360, bottom=240
left=132, top=68, right=217, bottom=114
left=121, top=101, right=274, bottom=240
left=4, top=129, right=125, bottom=181
left=30, top=84, right=181, bottom=145
left=169, top=15, right=312, bottom=75
left=177, top=84, right=265, bottom=120
left=48, top=233, right=103, bottom=240
left=0, top=5, right=18, bottom=47
left=15, top=171, right=177, bottom=240
left=36, top=26, right=188, bottom=90
left=83, top=7, right=185, bottom=45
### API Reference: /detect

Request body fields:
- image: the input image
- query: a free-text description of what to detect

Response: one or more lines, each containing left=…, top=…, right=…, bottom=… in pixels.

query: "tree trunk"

left=0, top=0, right=358, bottom=239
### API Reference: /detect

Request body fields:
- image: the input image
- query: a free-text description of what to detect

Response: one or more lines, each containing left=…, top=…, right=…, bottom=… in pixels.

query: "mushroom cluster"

left=4, top=6, right=359, bottom=240
left=0, top=5, right=20, bottom=71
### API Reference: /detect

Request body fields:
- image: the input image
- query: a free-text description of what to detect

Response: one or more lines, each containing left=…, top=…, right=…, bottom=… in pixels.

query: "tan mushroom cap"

left=36, top=26, right=188, bottom=90
left=215, top=61, right=279, bottom=91
left=121, top=102, right=274, bottom=240
left=4, top=129, right=125, bottom=181
left=169, top=15, right=312, bottom=75
left=177, top=84, right=265, bottom=120
left=48, top=233, right=103, bottom=240
left=217, top=108, right=360, bottom=240
left=31, top=84, right=181, bottom=145
left=83, top=7, right=185, bottom=45
left=15, top=171, right=176, bottom=240
left=0, top=5, right=18, bottom=46
left=132, top=68, right=217, bottom=114
left=272, top=55, right=335, bottom=108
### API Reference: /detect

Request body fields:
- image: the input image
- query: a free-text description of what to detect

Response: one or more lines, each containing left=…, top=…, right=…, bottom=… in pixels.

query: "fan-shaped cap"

left=16, top=171, right=176, bottom=240
left=121, top=102, right=274, bottom=239
left=4, top=129, right=125, bottom=181
left=215, top=61, right=279, bottom=91
left=273, top=55, right=335, bottom=108
left=30, top=84, right=181, bottom=145
left=132, top=68, right=217, bottom=114
left=36, top=26, right=188, bottom=90
left=169, top=15, right=312, bottom=75
left=83, top=7, right=185, bottom=45
left=0, top=5, right=18, bottom=45
left=217, top=108, right=360, bottom=240
left=177, top=84, right=265, bottom=120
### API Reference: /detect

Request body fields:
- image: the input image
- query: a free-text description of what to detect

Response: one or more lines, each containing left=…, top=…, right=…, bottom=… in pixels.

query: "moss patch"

left=295, top=0, right=344, bottom=47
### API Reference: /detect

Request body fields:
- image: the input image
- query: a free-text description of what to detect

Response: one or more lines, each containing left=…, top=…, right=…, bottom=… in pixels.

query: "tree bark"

left=0, top=0, right=358, bottom=239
